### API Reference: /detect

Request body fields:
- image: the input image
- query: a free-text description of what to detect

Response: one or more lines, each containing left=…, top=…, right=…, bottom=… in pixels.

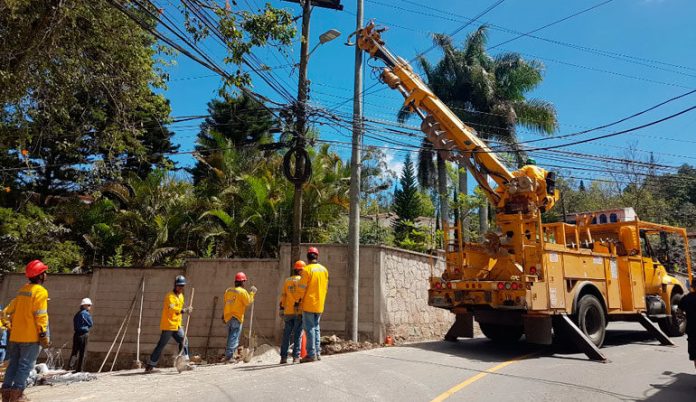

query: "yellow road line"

left=431, top=354, right=534, bottom=402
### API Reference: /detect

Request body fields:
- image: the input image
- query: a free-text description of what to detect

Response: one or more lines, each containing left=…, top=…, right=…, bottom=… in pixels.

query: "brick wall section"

left=0, top=245, right=453, bottom=370
left=0, top=273, right=92, bottom=354
left=381, top=247, right=454, bottom=341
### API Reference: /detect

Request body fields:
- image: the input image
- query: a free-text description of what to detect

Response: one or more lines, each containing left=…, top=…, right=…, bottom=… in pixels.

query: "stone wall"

left=0, top=245, right=452, bottom=370
left=381, top=247, right=454, bottom=341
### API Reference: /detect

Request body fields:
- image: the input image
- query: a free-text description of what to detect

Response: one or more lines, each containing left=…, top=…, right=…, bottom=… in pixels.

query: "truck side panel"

left=544, top=251, right=566, bottom=309
left=630, top=258, right=647, bottom=309
left=605, top=258, right=622, bottom=310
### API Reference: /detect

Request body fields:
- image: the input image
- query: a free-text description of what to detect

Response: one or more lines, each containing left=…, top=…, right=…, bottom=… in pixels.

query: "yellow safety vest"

left=159, top=291, right=184, bottom=331
left=6, top=283, right=49, bottom=343
left=280, top=275, right=303, bottom=315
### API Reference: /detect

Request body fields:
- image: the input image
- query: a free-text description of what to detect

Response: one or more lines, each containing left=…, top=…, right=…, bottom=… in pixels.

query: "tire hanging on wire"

left=283, top=145, right=312, bottom=184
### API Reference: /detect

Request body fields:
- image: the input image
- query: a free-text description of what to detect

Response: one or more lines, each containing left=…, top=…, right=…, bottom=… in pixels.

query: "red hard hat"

left=307, top=247, right=319, bottom=256
left=235, top=272, right=248, bottom=282
left=294, top=260, right=306, bottom=270
left=25, top=260, right=48, bottom=278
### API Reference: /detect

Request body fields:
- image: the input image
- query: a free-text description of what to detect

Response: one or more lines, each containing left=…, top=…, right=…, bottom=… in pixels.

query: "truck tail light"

left=435, top=282, right=442, bottom=289
left=529, top=266, right=537, bottom=275
left=511, top=282, right=519, bottom=290
left=446, top=282, right=452, bottom=289
left=504, top=282, right=512, bottom=290
left=497, top=282, right=505, bottom=290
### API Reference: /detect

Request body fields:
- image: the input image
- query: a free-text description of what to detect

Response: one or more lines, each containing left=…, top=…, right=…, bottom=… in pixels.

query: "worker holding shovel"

left=221, top=272, right=256, bottom=363
left=145, top=275, right=192, bottom=372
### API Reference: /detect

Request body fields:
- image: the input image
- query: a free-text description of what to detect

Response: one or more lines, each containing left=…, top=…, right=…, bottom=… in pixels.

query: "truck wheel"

left=576, top=294, right=606, bottom=347
left=479, top=323, right=523, bottom=343
left=659, top=293, right=685, bottom=337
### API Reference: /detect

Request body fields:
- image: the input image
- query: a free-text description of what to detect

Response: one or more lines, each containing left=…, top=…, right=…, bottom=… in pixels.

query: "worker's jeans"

left=303, top=312, right=321, bottom=358
left=2, top=342, right=40, bottom=390
left=68, top=332, right=89, bottom=372
left=225, top=318, right=243, bottom=359
left=0, top=347, right=5, bottom=363
left=148, top=328, right=188, bottom=367
left=280, top=315, right=303, bottom=358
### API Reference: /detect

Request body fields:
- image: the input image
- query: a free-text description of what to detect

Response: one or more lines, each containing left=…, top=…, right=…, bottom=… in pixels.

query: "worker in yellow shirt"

left=221, top=272, right=257, bottom=363
left=299, top=247, right=329, bottom=363
left=1, top=260, right=50, bottom=402
left=145, top=275, right=192, bottom=372
left=279, top=261, right=306, bottom=364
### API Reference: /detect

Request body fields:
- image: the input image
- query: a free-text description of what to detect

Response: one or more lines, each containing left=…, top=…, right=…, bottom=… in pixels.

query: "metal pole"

left=346, top=0, right=363, bottom=343
left=291, top=0, right=313, bottom=265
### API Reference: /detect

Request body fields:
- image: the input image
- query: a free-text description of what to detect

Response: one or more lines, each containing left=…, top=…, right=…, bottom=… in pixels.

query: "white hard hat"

left=81, top=298, right=92, bottom=306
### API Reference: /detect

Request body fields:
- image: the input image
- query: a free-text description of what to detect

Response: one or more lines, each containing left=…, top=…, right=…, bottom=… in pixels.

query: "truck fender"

left=571, top=281, right=607, bottom=316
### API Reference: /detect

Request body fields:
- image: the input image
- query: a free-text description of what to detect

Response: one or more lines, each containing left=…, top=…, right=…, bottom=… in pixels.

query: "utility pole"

left=286, top=0, right=343, bottom=267
left=290, top=0, right=313, bottom=266
left=347, top=0, right=363, bottom=342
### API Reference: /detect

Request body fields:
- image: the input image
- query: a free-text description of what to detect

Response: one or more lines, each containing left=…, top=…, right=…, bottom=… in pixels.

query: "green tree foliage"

left=189, top=95, right=274, bottom=191
left=393, top=154, right=425, bottom=242
left=0, top=204, right=83, bottom=273
left=0, top=1, right=177, bottom=199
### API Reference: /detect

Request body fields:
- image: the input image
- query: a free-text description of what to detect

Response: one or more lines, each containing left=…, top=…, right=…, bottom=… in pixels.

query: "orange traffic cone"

left=300, top=331, right=307, bottom=358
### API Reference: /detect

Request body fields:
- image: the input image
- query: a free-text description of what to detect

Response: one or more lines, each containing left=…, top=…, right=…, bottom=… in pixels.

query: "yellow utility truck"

left=353, top=22, right=693, bottom=360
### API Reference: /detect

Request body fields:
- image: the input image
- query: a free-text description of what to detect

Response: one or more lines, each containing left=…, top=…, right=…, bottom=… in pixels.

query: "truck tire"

left=576, top=294, right=606, bottom=347
left=479, top=323, right=523, bottom=343
left=659, top=293, right=686, bottom=337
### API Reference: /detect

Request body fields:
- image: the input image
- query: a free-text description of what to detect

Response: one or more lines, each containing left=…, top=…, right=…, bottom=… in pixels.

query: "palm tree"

left=398, top=25, right=557, bottom=235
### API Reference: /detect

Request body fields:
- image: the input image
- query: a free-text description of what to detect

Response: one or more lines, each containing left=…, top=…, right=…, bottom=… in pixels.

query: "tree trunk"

left=479, top=201, right=489, bottom=237
left=458, top=164, right=469, bottom=241
left=479, top=174, right=489, bottom=237
left=437, top=154, right=449, bottom=234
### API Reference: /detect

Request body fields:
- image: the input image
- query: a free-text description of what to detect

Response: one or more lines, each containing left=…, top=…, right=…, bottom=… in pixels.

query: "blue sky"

left=161, top=0, right=696, bottom=189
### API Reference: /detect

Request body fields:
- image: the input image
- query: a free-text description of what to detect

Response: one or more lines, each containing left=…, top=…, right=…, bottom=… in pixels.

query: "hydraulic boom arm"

left=352, top=22, right=557, bottom=213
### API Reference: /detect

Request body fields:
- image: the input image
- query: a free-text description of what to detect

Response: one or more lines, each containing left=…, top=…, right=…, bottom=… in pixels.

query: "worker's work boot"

left=300, top=355, right=317, bottom=363
left=1, top=388, right=10, bottom=402
left=279, top=357, right=288, bottom=364
left=9, top=389, right=29, bottom=402
left=144, top=364, right=154, bottom=373
left=317, top=354, right=321, bottom=361
left=292, top=357, right=300, bottom=364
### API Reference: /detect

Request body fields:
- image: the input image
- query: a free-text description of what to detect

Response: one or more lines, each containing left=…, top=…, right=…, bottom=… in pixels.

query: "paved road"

left=28, top=322, right=695, bottom=402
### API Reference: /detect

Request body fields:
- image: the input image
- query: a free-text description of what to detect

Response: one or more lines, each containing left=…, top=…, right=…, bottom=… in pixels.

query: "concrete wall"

left=0, top=245, right=451, bottom=370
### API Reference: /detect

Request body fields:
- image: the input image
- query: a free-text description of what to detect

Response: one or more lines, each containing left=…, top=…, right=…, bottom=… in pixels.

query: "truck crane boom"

left=352, top=22, right=557, bottom=214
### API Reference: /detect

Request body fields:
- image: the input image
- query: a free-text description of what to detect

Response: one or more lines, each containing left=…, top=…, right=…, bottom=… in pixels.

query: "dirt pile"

left=320, top=335, right=379, bottom=356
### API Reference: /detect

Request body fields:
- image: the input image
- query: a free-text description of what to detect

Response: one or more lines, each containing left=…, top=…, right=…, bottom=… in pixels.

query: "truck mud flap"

left=444, top=312, right=474, bottom=341
left=524, top=315, right=552, bottom=345
left=637, top=313, right=675, bottom=346
left=556, top=314, right=607, bottom=362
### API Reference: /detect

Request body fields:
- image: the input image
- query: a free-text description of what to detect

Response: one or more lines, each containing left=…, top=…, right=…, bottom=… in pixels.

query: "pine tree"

left=393, top=154, right=423, bottom=241
left=579, top=180, right=586, bottom=192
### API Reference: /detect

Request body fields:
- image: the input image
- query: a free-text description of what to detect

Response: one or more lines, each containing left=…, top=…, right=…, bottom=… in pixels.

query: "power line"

left=486, top=0, right=614, bottom=51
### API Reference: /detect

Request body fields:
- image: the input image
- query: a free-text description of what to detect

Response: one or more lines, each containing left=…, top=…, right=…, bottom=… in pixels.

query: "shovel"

left=241, top=300, right=255, bottom=363
left=175, top=287, right=195, bottom=373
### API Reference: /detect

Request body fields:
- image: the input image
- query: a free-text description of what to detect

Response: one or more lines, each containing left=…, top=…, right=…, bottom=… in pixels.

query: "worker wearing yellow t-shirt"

left=298, top=247, right=329, bottom=363
left=145, top=275, right=192, bottom=372
left=221, top=272, right=256, bottom=363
